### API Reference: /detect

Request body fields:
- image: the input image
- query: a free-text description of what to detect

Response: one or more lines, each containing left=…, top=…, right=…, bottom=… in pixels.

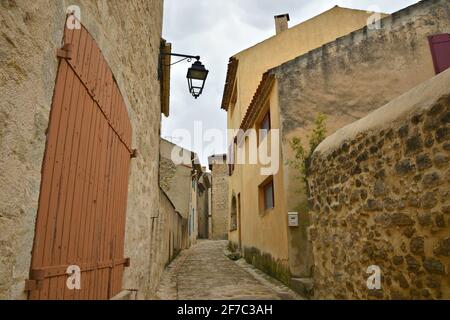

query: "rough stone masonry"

left=209, top=157, right=229, bottom=240
left=308, top=69, right=450, bottom=299
left=0, top=0, right=164, bottom=299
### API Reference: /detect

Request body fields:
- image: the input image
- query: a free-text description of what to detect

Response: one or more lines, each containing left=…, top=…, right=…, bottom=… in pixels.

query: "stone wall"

left=271, top=0, right=450, bottom=281
left=159, top=138, right=193, bottom=221
left=159, top=156, right=192, bottom=222
left=147, top=189, right=186, bottom=297
left=210, top=162, right=229, bottom=240
left=0, top=0, right=163, bottom=299
left=308, top=69, right=450, bottom=299
left=159, top=158, right=177, bottom=194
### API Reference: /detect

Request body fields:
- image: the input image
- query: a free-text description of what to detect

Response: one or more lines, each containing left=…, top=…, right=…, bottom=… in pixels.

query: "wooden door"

left=27, top=15, right=133, bottom=300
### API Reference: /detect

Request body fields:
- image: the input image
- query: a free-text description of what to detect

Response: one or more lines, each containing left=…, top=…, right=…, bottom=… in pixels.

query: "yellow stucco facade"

left=227, top=6, right=386, bottom=127
left=224, top=6, right=384, bottom=283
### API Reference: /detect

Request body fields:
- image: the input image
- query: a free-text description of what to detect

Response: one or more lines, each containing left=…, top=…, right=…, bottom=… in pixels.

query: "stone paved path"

left=153, top=240, right=303, bottom=300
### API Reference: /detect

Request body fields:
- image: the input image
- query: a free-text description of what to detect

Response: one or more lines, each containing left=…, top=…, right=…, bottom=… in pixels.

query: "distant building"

left=159, top=138, right=210, bottom=246
left=197, top=170, right=211, bottom=239
left=208, top=155, right=229, bottom=240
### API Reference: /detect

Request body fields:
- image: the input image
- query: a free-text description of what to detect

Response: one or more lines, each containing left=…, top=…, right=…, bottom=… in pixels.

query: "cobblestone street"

left=154, top=240, right=303, bottom=300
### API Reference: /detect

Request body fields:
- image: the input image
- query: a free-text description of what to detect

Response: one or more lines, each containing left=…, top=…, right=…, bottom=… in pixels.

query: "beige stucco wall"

left=308, top=68, right=450, bottom=299
left=0, top=0, right=164, bottom=299
left=229, top=84, right=292, bottom=283
left=229, top=6, right=383, bottom=130
left=147, top=189, right=184, bottom=297
left=189, top=175, right=198, bottom=245
left=159, top=138, right=203, bottom=246
left=159, top=158, right=190, bottom=250
left=272, top=0, right=450, bottom=280
left=160, top=139, right=193, bottom=220
left=197, top=173, right=210, bottom=239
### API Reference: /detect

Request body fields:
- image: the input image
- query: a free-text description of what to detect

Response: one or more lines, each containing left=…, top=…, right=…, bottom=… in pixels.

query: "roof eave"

left=221, top=57, right=239, bottom=111
left=240, top=72, right=275, bottom=130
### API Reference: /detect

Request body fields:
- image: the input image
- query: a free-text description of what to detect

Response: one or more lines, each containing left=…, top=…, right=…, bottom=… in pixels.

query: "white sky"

left=161, top=0, right=420, bottom=166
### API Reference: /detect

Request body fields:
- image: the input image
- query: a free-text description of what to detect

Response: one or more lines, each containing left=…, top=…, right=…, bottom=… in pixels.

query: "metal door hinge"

left=24, top=268, right=46, bottom=291
left=57, top=44, right=73, bottom=60
left=24, top=279, right=43, bottom=291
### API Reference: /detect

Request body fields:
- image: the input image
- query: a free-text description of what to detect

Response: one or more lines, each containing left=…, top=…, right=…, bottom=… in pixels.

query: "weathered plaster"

left=0, top=0, right=164, bottom=299
left=272, top=0, right=450, bottom=280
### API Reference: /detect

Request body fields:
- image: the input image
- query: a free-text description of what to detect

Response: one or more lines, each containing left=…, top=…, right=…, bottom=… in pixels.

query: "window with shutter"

left=428, top=34, right=450, bottom=75
left=259, top=176, right=275, bottom=213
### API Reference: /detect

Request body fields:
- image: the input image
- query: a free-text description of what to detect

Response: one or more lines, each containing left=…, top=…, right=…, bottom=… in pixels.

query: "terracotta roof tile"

left=221, top=57, right=239, bottom=111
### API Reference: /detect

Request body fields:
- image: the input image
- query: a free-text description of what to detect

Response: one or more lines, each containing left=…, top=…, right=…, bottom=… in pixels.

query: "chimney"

left=274, top=14, right=290, bottom=35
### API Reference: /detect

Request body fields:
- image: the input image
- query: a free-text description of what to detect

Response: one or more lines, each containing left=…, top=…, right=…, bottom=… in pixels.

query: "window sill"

left=259, top=207, right=274, bottom=217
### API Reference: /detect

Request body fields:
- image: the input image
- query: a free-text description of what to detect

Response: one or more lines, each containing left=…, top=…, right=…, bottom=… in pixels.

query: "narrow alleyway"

left=154, top=240, right=303, bottom=300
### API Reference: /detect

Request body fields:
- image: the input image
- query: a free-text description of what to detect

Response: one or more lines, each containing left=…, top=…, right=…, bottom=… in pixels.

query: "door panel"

left=27, top=16, right=132, bottom=300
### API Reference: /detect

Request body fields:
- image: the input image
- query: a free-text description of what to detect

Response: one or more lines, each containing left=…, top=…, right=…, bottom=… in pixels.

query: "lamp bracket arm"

left=170, top=57, right=190, bottom=66
left=160, top=52, right=201, bottom=61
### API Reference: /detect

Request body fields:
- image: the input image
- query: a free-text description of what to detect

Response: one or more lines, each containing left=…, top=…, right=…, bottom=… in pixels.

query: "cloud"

left=162, top=0, right=420, bottom=166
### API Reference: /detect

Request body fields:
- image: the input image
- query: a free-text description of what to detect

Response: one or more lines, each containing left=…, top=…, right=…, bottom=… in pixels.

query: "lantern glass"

left=186, top=60, right=209, bottom=99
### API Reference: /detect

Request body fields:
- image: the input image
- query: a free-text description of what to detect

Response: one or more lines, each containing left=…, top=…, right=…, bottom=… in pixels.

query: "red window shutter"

left=428, top=34, right=450, bottom=75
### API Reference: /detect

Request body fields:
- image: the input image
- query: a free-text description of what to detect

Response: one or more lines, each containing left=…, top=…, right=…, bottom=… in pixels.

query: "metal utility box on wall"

left=288, top=212, right=299, bottom=227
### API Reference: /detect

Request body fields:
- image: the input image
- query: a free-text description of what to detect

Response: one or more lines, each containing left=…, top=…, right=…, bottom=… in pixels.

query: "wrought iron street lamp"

left=186, top=60, right=209, bottom=99
left=160, top=52, right=209, bottom=99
